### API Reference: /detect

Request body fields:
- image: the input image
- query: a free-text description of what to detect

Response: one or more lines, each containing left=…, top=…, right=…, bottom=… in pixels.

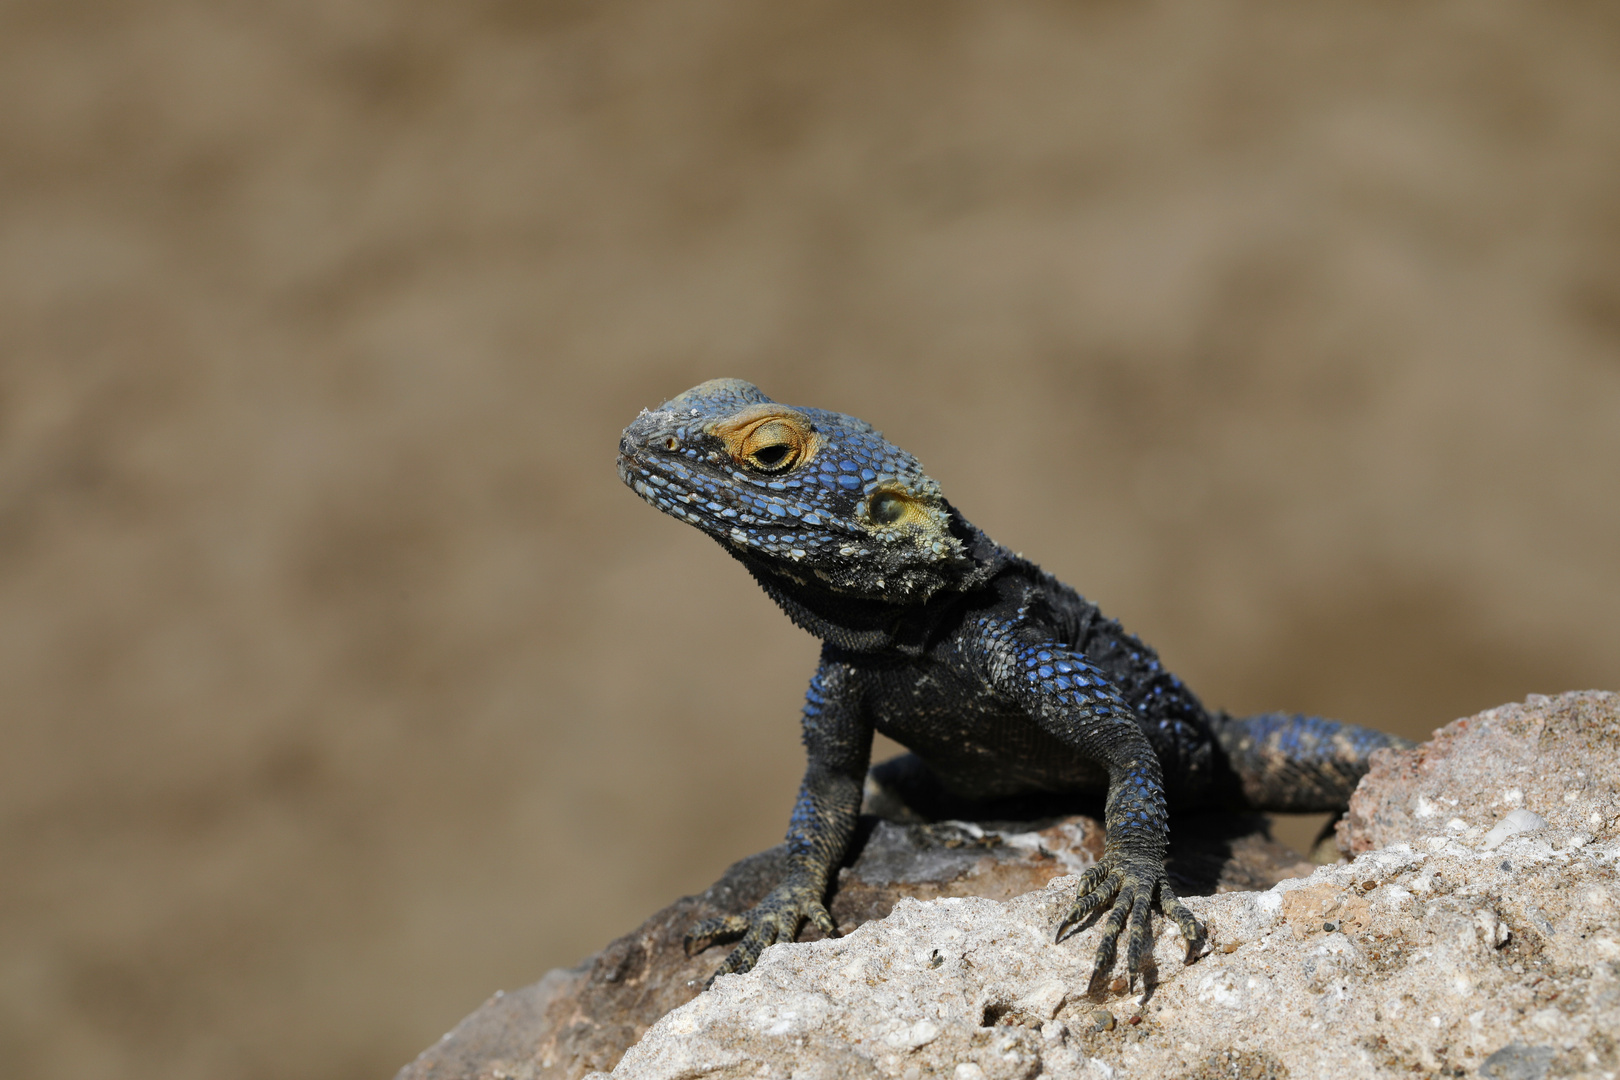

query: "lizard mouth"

left=617, top=408, right=840, bottom=558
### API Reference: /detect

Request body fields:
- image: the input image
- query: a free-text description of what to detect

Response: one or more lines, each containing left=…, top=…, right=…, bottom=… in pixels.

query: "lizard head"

left=618, top=378, right=977, bottom=602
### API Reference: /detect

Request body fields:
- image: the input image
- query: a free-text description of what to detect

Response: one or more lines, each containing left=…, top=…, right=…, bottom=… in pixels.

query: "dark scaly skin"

left=617, top=379, right=1413, bottom=988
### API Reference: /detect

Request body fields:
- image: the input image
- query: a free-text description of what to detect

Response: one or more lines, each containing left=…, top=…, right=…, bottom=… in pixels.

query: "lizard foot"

left=684, top=878, right=837, bottom=987
left=1055, top=854, right=1202, bottom=987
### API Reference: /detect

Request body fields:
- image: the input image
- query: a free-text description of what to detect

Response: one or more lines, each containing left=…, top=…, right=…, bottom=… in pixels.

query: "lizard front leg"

left=685, top=656, right=870, bottom=984
left=977, top=616, right=1203, bottom=984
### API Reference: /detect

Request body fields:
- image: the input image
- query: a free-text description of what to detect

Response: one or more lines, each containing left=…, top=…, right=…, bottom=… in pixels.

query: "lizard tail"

left=1209, top=712, right=1415, bottom=813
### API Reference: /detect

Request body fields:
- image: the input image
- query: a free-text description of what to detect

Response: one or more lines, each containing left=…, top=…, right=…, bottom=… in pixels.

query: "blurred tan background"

left=2, top=1, right=1618, bottom=1077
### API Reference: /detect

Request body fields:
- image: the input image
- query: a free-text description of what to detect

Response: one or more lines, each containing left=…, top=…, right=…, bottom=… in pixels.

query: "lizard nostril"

left=665, top=437, right=679, bottom=451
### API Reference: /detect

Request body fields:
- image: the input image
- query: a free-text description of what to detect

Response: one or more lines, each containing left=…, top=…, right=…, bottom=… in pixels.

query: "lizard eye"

left=714, top=408, right=821, bottom=472
left=749, top=443, right=792, bottom=470
left=740, top=419, right=805, bottom=473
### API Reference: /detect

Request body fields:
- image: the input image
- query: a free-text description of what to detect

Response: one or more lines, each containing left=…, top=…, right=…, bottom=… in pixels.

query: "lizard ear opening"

left=868, top=491, right=907, bottom=525
left=860, top=485, right=935, bottom=531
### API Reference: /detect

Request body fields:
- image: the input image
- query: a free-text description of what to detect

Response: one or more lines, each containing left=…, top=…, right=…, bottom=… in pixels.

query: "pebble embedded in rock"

left=1482, top=809, right=1549, bottom=851
left=1480, top=1042, right=1555, bottom=1080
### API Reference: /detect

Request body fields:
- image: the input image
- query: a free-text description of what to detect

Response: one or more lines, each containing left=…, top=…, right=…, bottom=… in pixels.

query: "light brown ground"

left=1, top=3, right=1618, bottom=1079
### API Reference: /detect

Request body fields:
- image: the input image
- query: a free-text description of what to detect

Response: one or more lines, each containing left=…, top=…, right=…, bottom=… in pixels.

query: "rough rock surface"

left=592, top=692, right=1620, bottom=1080
left=399, top=693, right=1620, bottom=1080
left=1339, top=692, right=1620, bottom=856
left=399, top=799, right=1311, bottom=1078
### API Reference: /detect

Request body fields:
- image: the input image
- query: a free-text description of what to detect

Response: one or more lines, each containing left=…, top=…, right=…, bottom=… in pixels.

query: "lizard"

left=616, top=377, right=1413, bottom=988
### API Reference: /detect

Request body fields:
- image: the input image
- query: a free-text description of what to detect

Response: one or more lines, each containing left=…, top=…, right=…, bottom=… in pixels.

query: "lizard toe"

left=808, top=903, right=838, bottom=938
left=1067, top=856, right=1204, bottom=986
left=708, top=932, right=770, bottom=986
left=1124, top=886, right=1154, bottom=975
left=704, top=905, right=805, bottom=986
left=1160, top=884, right=1204, bottom=954
left=1057, top=862, right=1121, bottom=941
left=684, top=914, right=750, bottom=957
left=1087, top=883, right=1136, bottom=983
left=694, top=878, right=835, bottom=984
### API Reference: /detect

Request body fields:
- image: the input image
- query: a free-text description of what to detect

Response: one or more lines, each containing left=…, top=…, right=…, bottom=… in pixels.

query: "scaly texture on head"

left=618, top=379, right=989, bottom=610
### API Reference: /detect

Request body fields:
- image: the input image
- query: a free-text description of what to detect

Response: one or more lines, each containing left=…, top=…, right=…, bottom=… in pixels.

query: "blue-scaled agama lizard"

left=617, top=378, right=1412, bottom=987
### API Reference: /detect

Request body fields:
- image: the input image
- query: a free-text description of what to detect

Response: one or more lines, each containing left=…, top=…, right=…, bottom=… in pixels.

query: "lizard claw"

left=1054, top=862, right=1113, bottom=942
left=685, top=879, right=837, bottom=986
left=1057, top=853, right=1202, bottom=986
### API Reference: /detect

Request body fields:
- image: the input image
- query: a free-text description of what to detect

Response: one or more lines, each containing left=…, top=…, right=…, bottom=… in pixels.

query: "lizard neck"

left=732, top=515, right=1012, bottom=655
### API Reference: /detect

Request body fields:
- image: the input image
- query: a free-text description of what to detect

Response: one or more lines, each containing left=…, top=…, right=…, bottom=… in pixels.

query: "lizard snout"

left=617, top=415, right=663, bottom=461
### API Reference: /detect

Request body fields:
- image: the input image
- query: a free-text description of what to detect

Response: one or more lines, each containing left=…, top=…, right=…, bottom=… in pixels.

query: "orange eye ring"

left=740, top=419, right=804, bottom=472
left=709, top=406, right=823, bottom=474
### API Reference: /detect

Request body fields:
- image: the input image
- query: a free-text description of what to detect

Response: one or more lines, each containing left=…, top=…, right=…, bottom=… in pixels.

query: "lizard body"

left=617, top=378, right=1411, bottom=986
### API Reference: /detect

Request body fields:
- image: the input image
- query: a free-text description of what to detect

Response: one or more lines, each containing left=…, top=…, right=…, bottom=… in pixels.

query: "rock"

left=603, top=813, right=1619, bottom=1079
left=401, top=693, right=1620, bottom=1080
left=600, top=694, right=1620, bottom=1079
left=399, top=787, right=1310, bottom=1078
left=1337, top=690, right=1620, bottom=856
